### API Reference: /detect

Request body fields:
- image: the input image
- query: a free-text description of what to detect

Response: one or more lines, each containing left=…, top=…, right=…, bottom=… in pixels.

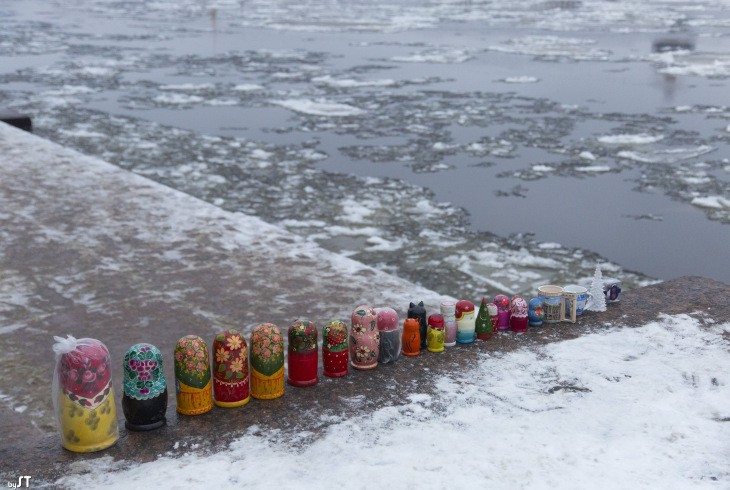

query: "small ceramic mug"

left=563, top=285, right=591, bottom=315
left=537, top=285, right=563, bottom=323
left=603, top=278, right=622, bottom=303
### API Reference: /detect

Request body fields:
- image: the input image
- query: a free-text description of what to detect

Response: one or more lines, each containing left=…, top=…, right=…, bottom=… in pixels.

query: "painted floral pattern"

left=174, top=335, right=211, bottom=389
left=250, top=323, right=284, bottom=376
left=59, top=340, right=112, bottom=400
left=350, top=305, right=379, bottom=367
left=288, top=320, right=318, bottom=353
left=213, top=329, right=249, bottom=382
left=323, top=321, right=348, bottom=353
left=123, top=343, right=166, bottom=400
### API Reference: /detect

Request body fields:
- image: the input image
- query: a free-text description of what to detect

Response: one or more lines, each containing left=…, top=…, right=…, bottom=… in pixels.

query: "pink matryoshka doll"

left=212, top=329, right=250, bottom=408
left=494, top=294, right=511, bottom=330
left=509, top=295, right=529, bottom=333
left=52, top=335, right=119, bottom=452
left=250, top=323, right=285, bottom=399
left=323, top=320, right=349, bottom=377
left=350, top=305, right=380, bottom=370
left=288, top=320, right=319, bottom=387
left=174, top=335, right=213, bottom=415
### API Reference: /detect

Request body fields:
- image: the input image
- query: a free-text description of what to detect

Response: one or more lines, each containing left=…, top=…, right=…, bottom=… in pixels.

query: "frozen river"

left=1, top=0, right=729, bottom=297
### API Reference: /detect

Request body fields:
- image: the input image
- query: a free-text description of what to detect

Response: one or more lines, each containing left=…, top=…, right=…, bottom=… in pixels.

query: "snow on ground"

left=57, top=314, right=730, bottom=488
left=598, top=134, right=664, bottom=145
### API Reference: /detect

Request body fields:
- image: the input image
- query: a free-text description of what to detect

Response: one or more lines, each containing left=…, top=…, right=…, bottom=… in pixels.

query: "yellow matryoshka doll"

left=174, top=335, right=213, bottom=415
left=52, top=335, right=119, bottom=452
left=250, top=323, right=284, bottom=399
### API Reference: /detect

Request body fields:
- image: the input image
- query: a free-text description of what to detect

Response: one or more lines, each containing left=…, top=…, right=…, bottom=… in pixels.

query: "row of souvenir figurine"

left=52, top=284, right=621, bottom=454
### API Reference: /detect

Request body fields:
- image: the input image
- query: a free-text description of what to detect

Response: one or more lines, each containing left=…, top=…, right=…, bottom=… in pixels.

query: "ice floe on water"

left=488, top=35, right=611, bottom=61
left=598, top=133, right=665, bottom=145
left=390, top=48, right=472, bottom=64
left=501, top=76, right=540, bottom=83
left=272, top=98, right=366, bottom=116
left=55, top=314, right=730, bottom=488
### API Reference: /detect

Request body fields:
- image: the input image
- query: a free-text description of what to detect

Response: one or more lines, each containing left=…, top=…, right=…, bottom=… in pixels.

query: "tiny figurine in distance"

left=427, top=313, right=445, bottom=353
left=323, top=320, right=349, bottom=377
left=402, top=318, right=421, bottom=356
left=174, top=335, right=213, bottom=415
left=407, top=301, right=428, bottom=350
left=455, top=299, right=476, bottom=344
left=288, top=320, right=319, bottom=387
left=250, top=324, right=285, bottom=399
left=213, top=329, right=250, bottom=407
left=528, top=298, right=544, bottom=327
left=52, top=335, right=119, bottom=452
left=475, top=297, right=494, bottom=340
left=350, top=305, right=380, bottom=370
left=493, top=294, right=511, bottom=330
left=123, top=343, right=167, bottom=431
left=377, top=307, right=401, bottom=364
left=509, top=295, right=529, bottom=332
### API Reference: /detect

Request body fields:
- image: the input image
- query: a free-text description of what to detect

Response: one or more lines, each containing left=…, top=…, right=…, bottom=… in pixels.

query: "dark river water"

left=1, top=0, right=729, bottom=297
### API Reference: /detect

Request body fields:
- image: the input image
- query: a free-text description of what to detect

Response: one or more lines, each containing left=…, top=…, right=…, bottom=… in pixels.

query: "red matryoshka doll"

left=440, top=301, right=457, bottom=347
left=426, top=314, right=445, bottom=353
left=509, top=295, right=529, bottom=333
left=350, top=305, right=380, bottom=370
left=250, top=323, right=285, bottom=399
left=488, top=302, right=499, bottom=328
left=493, top=294, right=511, bottom=330
left=377, top=307, right=401, bottom=364
left=323, top=320, right=349, bottom=377
left=174, top=335, right=213, bottom=415
left=52, top=335, right=119, bottom=452
left=402, top=318, right=421, bottom=356
left=212, top=329, right=250, bottom=408
left=455, top=299, right=475, bottom=344
left=288, top=320, right=319, bottom=387
left=123, top=343, right=167, bottom=431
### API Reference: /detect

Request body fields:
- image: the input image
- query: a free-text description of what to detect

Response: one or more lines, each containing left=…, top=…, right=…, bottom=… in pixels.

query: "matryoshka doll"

left=427, top=314, right=445, bottom=353
left=323, top=320, right=349, bottom=377
left=350, top=305, right=380, bottom=370
left=455, top=299, right=475, bottom=344
left=122, top=343, right=167, bottom=431
left=407, top=301, right=428, bottom=350
left=402, top=318, right=421, bottom=356
left=509, top=295, right=529, bottom=333
left=440, top=301, right=457, bottom=347
left=475, top=297, right=494, bottom=340
left=377, top=307, right=401, bottom=364
left=174, top=335, right=213, bottom=415
left=52, top=335, right=119, bottom=452
left=212, top=329, right=250, bottom=407
left=250, top=323, right=284, bottom=399
left=287, top=320, right=319, bottom=387
left=494, top=294, right=511, bottom=330
left=528, top=298, right=544, bottom=327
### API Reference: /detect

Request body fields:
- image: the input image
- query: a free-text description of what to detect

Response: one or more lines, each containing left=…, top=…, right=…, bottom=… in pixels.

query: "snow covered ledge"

left=0, top=122, right=729, bottom=487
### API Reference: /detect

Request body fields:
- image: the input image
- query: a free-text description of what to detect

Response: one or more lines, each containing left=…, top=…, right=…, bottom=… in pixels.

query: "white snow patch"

left=532, top=164, right=555, bottom=172
left=691, top=195, right=730, bottom=210
left=579, top=151, right=596, bottom=161
left=312, top=75, right=396, bottom=88
left=272, top=99, right=365, bottom=117
left=391, top=49, right=471, bottom=64
left=576, top=165, right=611, bottom=173
left=598, top=134, right=664, bottom=145
left=159, top=83, right=214, bottom=91
left=153, top=93, right=204, bottom=105
left=232, top=84, right=264, bottom=92
left=502, top=76, right=539, bottom=83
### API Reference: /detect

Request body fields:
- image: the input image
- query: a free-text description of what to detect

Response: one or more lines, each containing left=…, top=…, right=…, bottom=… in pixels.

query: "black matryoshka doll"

left=123, top=343, right=167, bottom=431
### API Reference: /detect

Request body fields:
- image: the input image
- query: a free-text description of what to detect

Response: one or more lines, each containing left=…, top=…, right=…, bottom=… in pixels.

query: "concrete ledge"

left=0, top=124, right=728, bottom=484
